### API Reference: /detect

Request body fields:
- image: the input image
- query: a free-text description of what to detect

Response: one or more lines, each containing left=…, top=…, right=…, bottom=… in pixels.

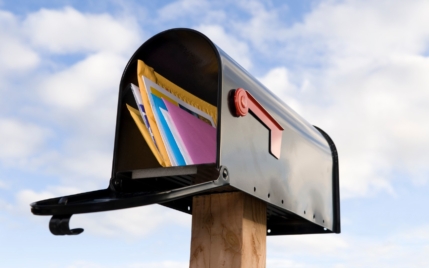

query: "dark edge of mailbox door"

left=313, top=126, right=341, bottom=234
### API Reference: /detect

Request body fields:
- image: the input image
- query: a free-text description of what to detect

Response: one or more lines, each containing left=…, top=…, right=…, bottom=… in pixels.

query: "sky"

left=1, top=0, right=429, bottom=267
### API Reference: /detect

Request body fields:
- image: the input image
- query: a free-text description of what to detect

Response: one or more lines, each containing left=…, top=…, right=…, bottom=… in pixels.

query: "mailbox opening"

left=113, top=30, right=221, bottom=179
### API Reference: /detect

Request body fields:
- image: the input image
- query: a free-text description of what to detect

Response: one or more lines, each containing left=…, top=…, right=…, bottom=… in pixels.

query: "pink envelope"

left=163, top=99, right=216, bottom=164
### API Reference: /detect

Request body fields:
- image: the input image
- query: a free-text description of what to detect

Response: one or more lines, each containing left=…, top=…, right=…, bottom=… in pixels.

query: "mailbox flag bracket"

left=32, top=167, right=231, bottom=235
left=233, top=88, right=284, bottom=159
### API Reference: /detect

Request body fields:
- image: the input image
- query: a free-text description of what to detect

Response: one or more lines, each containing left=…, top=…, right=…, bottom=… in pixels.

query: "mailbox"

left=31, top=28, right=340, bottom=236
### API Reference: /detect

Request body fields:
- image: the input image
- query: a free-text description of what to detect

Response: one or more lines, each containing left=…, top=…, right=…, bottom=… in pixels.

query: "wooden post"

left=190, top=192, right=267, bottom=268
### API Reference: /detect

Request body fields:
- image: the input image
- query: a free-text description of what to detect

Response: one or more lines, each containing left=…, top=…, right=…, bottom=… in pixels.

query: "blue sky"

left=1, top=0, right=429, bottom=267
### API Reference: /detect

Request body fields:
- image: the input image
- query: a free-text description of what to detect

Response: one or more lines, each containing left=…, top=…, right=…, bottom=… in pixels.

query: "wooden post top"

left=190, top=192, right=267, bottom=268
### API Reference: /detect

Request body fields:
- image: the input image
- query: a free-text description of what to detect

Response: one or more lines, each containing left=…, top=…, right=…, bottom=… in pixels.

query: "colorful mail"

left=126, top=60, right=217, bottom=167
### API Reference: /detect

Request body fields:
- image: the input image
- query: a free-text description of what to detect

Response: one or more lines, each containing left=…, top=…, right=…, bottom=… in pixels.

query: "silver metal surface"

left=132, top=166, right=197, bottom=179
left=218, top=49, right=334, bottom=231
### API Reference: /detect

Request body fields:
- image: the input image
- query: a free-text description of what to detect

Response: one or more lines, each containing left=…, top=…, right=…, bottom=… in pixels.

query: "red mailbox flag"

left=233, top=88, right=284, bottom=159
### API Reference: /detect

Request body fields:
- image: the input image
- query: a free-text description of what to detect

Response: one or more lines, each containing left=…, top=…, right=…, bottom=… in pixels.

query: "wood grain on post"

left=190, top=192, right=267, bottom=268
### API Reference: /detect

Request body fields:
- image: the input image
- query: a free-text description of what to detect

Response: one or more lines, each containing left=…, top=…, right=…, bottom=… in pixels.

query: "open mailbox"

left=31, top=28, right=340, bottom=236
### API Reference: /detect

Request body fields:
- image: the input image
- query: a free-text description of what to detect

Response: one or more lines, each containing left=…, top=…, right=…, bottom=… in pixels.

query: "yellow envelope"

left=126, top=104, right=165, bottom=166
left=137, top=60, right=217, bottom=126
left=136, top=62, right=171, bottom=167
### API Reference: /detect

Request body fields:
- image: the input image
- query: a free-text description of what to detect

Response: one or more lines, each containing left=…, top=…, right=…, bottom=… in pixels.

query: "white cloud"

left=157, top=0, right=210, bottom=21
left=38, top=51, right=126, bottom=110
left=15, top=189, right=55, bottom=214
left=267, top=224, right=429, bottom=267
left=78, top=202, right=190, bottom=238
left=0, top=197, right=13, bottom=211
left=46, top=150, right=113, bottom=190
left=243, top=0, right=429, bottom=198
left=65, top=261, right=105, bottom=268
left=31, top=50, right=123, bottom=177
left=231, top=0, right=287, bottom=55
left=306, top=57, right=429, bottom=198
left=22, top=7, right=141, bottom=55
left=287, top=0, right=429, bottom=59
left=268, top=234, right=348, bottom=257
left=197, top=24, right=252, bottom=69
left=266, top=259, right=307, bottom=268
left=128, top=261, right=188, bottom=268
left=0, top=36, right=39, bottom=71
left=258, top=67, right=302, bottom=113
left=64, top=260, right=188, bottom=268
left=0, top=6, right=138, bottom=176
left=0, top=11, right=39, bottom=74
left=0, top=118, right=52, bottom=164
left=235, top=0, right=429, bottom=62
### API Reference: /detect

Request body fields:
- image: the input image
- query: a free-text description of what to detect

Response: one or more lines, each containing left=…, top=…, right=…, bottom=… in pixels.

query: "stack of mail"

left=126, top=60, right=217, bottom=167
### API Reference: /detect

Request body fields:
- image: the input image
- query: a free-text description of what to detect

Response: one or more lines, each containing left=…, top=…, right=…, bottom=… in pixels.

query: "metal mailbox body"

left=31, top=28, right=340, bottom=236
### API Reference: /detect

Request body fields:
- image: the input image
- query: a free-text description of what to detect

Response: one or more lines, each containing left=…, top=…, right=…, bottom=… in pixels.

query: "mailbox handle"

left=233, top=88, right=284, bottom=159
left=31, top=167, right=230, bottom=235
